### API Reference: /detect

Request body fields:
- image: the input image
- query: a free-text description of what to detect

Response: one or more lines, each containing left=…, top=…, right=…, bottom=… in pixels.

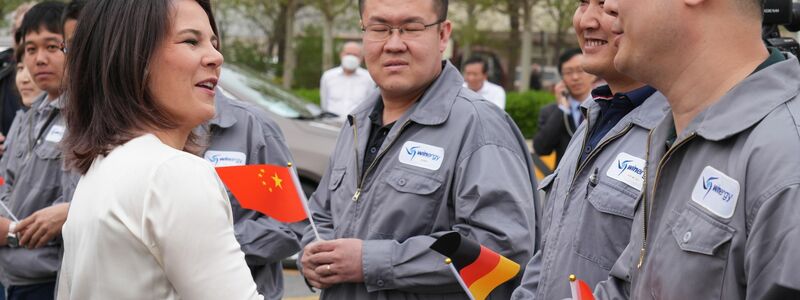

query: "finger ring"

left=326, top=264, right=331, bottom=272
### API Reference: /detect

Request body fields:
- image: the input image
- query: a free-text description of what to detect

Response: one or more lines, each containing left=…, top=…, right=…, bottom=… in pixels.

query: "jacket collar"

left=349, top=60, right=462, bottom=127
left=626, top=91, right=670, bottom=130
left=687, top=54, right=800, bottom=141
left=208, top=93, right=237, bottom=129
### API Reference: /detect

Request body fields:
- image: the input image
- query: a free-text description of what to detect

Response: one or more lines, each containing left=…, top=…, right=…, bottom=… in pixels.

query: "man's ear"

left=439, top=20, right=452, bottom=53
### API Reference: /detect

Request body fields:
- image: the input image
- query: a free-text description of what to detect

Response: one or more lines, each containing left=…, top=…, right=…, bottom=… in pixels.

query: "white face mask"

left=341, top=55, right=360, bottom=71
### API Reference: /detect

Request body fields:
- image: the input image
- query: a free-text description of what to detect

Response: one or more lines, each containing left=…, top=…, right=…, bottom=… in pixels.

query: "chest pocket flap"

left=385, top=168, right=442, bottom=195
left=671, top=206, right=735, bottom=255
left=588, top=180, right=639, bottom=219
left=328, top=168, right=346, bottom=190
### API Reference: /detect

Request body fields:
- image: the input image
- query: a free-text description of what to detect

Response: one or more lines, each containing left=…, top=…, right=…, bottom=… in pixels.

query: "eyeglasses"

left=361, top=20, right=444, bottom=41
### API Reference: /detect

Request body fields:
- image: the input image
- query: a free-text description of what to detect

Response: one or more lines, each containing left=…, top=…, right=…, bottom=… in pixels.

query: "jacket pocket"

left=34, top=141, right=62, bottom=160
left=644, top=206, right=735, bottom=299
left=327, top=168, right=346, bottom=191
left=574, top=179, right=639, bottom=270
left=367, top=167, right=443, bottom=240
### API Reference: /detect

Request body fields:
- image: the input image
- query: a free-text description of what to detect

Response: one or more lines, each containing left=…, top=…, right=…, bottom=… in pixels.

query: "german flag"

left=430, top=232, right=520, bottom=300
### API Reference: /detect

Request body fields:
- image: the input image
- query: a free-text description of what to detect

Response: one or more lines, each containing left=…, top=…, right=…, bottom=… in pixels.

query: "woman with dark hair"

left=56, top=0, right=263, bottom=299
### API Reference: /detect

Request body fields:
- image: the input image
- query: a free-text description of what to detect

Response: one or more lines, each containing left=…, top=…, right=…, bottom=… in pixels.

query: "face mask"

left=341, top=55, right=360, bottom=71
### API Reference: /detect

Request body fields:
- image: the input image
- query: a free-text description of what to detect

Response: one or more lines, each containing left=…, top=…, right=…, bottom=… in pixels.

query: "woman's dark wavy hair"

left=63, top=0, right=219, bottom=174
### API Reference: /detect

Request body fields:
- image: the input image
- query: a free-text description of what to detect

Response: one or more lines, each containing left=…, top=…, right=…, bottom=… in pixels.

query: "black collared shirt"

left=581, top=85, right=656, bottom=163
left=363, top=100, right=395, bottom=175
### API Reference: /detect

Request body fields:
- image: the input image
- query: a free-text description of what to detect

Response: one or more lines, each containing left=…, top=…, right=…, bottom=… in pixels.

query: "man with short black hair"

left=0, top=2, right=76, bottom=299
left=299, top=0, right=536, bottom=299
left=62, top=0, right=84, bottom=47
left=533, top=48, right=595, bottom=164
left=512, top=0, right=667, bottom=298
left=462, top=56, right=506, bottom=109
left=593, top=0, right=800, bottom=298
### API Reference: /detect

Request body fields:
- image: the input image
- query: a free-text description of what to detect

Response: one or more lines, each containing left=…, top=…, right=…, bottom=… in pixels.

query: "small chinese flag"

left=430, top=232, right=520, bottom=300
left=569, top=274, right=595, bottom=300
left=215, top=164, right=308, bottom=223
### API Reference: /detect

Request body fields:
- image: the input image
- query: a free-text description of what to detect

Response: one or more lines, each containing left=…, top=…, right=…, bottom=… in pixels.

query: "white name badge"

left=204, top=151, right=247, bottom=167
left=398, top=141, right=444, bottom=171
left=45, top=125, right=65, bottom=143
left=606, top=152, right=646, bottom=191
left=691, top=166, right=740, bottom=219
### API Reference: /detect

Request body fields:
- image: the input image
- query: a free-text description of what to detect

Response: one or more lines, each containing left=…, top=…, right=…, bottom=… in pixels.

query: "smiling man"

left=511, top=0, right=668, bottom=299
left=297, top=0, right=537, bottom=299
left=590, top=0, right=800, bottom=297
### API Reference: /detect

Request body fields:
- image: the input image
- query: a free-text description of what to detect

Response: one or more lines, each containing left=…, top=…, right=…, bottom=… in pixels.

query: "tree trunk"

left=322, top=14, right=335, bottom=72
left=460, top=2, right=478, bottom=68
left=282, top=0, right=297, bottom=90
left=518, top=4, right=534, bottom=92
left=506, top=0, right=520, bottom=90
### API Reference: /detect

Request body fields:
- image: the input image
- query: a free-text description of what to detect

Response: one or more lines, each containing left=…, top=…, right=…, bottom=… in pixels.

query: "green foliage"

left=291, top=88, right=555, bottom=138
left=293, top=25, right=324, bottom=89
left=222, top=40, right=271, bottom=73
left=506, top=90, right=556, bottom=138
left=293, top=88, right=321, bottom=105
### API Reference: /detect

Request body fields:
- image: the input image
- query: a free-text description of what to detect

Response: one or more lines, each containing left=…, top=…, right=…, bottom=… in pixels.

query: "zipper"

left=349, top=117, right=362, bottom=201
left=570, top=123, right=634, bottom=188
left=637, top=132, right=697, bottom=268
left=349, top=118, right=413, bottom=202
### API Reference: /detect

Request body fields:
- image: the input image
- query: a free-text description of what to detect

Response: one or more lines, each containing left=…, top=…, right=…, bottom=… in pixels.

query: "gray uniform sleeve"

left=360, top=144, right=536, bottom=293
left=511, top=250, right=542, bottom=300
left=234, top=131, right=301, bottom=265
left=55, top=170, right=80, bottom=204
left=744, top=182, right=800, bottom=299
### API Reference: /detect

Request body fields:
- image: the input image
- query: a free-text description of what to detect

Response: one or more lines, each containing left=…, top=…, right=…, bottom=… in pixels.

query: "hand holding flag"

left=429, top=232, right=520, bottom=300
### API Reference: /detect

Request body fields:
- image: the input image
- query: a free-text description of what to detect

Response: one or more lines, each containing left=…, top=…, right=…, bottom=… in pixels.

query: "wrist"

left=6, top=222, right=17, bottom=248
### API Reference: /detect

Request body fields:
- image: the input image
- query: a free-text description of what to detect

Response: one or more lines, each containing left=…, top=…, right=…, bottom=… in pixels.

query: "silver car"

left=216, top=64, right=341, bottom=197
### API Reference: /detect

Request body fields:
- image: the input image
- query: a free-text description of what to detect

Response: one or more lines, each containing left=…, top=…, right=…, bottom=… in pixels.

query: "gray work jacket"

left=300, top=61, right=537, bottom=299
left=201, top=94, right=301, bottom=300
left=0, top=94, right=78, bottom=286
left=512, top=91, right=668, bottom=299
left=595, top=55, right=800, bottom=299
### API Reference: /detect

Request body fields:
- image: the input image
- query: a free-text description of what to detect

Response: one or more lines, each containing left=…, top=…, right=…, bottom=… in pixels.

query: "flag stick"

left=288, top=162, right=321, bottom=241
left=446, top=258, right=476, bottom=300
left=0, top=200, right=18, bottom=222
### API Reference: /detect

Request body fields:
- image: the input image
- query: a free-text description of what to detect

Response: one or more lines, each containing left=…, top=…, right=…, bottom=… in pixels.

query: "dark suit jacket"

left=533, top=103, right=579, bottom=165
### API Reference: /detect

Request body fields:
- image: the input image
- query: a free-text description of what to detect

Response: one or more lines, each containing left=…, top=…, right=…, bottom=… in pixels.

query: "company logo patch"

left=204, top=151, right=247, bottom=167
left=606, top=152, right=646, bottom=191
left=398, top=141, right=444, bottom=171
left=691, top=166, right=739, bottom=218
left=45, top=125, right=65, bottom=143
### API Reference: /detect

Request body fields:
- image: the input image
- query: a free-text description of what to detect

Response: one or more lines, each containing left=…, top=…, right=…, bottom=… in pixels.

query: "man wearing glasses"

left=299, top=0, right=537, bottom=299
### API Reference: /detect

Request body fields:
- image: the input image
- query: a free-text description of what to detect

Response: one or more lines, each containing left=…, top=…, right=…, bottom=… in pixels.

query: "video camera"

left=763, top=0, right=800, bottom=57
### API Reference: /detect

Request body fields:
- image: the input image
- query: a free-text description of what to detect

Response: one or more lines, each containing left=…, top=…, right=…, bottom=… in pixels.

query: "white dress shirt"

left=465, top=80, right=507, bottom=110
left=58, top=134, right=262, bottom=300
left=320, top=66, right=375, bottom=118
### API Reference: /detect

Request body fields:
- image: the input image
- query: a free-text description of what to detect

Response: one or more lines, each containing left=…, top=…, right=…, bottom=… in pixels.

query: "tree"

left=517, top=0, right=539, bottom=92
left=544, top=0, right=578, bottom=65
left=282, top=0, right=299, bottom=89
left=497, top=0, right=520, bottom=90
left=452, top=0, right=493, bottom=68
left=310, top=0, right=354, bottom=72
left=222, top=0, right=285, bottom=72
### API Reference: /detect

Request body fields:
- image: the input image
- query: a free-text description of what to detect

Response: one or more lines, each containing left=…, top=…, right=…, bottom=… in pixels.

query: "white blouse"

left=58, top=134, right=262, bottom=300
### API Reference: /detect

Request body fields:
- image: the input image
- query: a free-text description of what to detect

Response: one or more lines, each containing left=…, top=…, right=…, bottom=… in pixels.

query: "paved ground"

left=283, top=268, right=319, bottom=300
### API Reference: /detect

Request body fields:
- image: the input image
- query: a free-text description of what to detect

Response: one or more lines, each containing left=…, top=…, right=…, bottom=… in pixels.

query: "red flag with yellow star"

left=215, top=164, right=308, bottom=223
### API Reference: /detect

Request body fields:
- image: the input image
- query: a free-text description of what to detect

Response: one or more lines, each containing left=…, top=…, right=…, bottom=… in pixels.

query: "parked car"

left=216, top=64, right=341, bottom=197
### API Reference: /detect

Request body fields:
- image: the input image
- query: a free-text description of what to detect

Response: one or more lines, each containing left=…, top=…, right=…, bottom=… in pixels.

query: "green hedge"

left=291, top=89, right=555, bottom=138
left=506, top=91, right=556, bottom=138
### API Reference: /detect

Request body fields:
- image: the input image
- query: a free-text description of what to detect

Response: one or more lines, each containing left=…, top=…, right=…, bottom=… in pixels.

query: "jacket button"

left=682, top=231, right=692, bottom=243
left=377, top=279, right=385, bottom=287
left=398, top=178, right=406, bottom=186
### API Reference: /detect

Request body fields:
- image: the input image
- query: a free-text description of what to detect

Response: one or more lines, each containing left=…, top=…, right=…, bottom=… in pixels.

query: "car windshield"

left=219, top=65, right=317, bottom=119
